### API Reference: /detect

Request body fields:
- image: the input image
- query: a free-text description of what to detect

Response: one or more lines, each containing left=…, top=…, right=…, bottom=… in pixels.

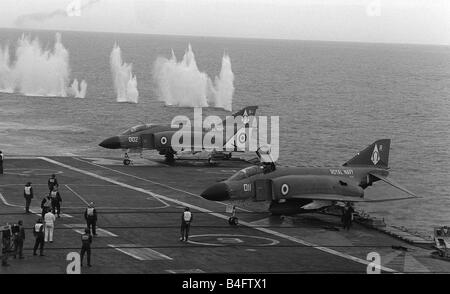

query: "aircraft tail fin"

left=222, top=106, right=258, bottom=127
left=343, top=139, right=390, bottom=168
left=222, top=106, right=258, bottom=152
left=232, top=106, right=258, bottom=118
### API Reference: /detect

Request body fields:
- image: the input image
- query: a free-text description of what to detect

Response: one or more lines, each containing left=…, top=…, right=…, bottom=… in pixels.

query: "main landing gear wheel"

left=207, top=158, right=217, bottom=166
left=165, top=153, right=175, bottom=163
left=228, top=217, right=239, bottom=226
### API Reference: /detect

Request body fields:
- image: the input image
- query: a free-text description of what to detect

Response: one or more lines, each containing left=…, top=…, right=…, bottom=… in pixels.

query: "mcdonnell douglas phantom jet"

left=99, top=106, right=258, bottom=164
left=201, top=139, right=419, bottom=220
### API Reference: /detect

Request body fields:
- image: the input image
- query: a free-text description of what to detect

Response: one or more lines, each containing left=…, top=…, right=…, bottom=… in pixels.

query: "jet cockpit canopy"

left=120, top=124, right=154, bottom=135
left=229, top=165, right=265, bottom=181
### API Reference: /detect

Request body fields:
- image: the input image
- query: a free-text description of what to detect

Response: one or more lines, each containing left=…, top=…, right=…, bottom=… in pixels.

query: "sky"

left=0, top=0, right=449, bottom=45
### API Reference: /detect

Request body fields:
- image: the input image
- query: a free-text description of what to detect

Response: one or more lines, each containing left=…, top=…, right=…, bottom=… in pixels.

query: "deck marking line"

left=65, top=184, right=90, bottom=205
left=64, top=224, right=118, bottom=237
left=166, top=269, right=204, bottom=274
left=108, top=244, right=173, bottom=261
left=73, top=157, right=251, bottom=212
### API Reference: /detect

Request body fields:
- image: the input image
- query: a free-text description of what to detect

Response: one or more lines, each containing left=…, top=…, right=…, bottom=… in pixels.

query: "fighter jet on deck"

left=201, top=139, right=419, bottom=220
left=99, top=106, right=258, bottom=164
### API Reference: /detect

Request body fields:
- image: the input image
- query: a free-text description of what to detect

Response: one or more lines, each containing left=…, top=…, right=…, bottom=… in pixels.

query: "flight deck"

left=0, top=156, right=448, bottom=274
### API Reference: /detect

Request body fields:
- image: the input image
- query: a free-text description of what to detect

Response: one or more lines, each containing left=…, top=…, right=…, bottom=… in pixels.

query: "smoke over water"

left=153, top=45, right=234, bottom=111
left=0, top=33, right=87, bottom=98
left=15, top=0, right=102, bottom=27
left=110, top=44, right=139, bottom=104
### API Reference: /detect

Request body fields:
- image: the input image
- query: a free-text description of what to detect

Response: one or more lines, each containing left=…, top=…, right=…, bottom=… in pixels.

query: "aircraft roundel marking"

left=371, top=144, right=380, bottom=165
left=281, top=184, right=289, bottom=196
left=160, top=136, right=168, bottom=145
left=238, top=133, right=247, bottom=144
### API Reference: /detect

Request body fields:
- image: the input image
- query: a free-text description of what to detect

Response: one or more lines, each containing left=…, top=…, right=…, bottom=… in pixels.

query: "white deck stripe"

left=40, top=157, right=397, bottom=273
left=166, top=269, right=204, bottom=274
left=0, top=192, right=17, bottom=208
left=0, top=193, right=40, bottom=216
left=72, top=157, right=251, bottom=213
left=6, top=156, right=41, bottom=159
left=64, top=224, right=118, bottom=237
left=65, top=184, right=90, bottom=205
left=108, top=244, right=172, bottom=261
left=96, top=228, right=118, bottom=237
left=73, top=157, right=172, bottom=207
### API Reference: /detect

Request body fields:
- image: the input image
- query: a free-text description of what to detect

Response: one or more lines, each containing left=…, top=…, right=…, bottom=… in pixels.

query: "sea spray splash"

left=153, top=45, right=209, bottom=108
left=13, top=33, right=69, bottom=97
left=0, top=46, right=14, bottom=93
left=153, top=44, right=234, bottom=111
left=68, top=79, right=87, bottom=98
left=0, top=33, right=88, bottom=98
left=110, top=44, right=139, bottom=103
left=208, top=54, right=234, bottom=112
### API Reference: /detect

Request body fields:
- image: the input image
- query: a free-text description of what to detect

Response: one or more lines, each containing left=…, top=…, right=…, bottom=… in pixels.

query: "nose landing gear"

left=227, top=205, right=238, bottom=226
left=228, top=216, right=239, bottom=226
left=123, top=153, right=132, bottom=166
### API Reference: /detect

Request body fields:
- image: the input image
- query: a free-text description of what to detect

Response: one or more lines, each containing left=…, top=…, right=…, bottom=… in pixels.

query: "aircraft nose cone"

left=99, top=136, right=121, bottom=149
left=201, top=183, right=230, bottom=201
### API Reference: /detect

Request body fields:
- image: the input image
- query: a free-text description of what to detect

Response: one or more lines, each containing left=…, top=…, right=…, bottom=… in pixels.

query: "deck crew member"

left=47, top=174, right=58, bottom=192
left=33, top=218, right=45, bottom=256
left=13, top=221, right=25, bottom=259
left=44, top=210, right=56, bottom=243
left=80, top=228, right=92, bottom=267
left=41, top=194, right=52, bottom=219
left=24, top=182, right=34, bottom=214
left=342, top=203, right=355, bottom=231
left=180, top=207, right=193, bottom=242
left=84, top=202, right=97, bottom=236
left=0, top=151, right=4, bottom=175
left=1, top=223, right=11, bottom=266
left=50, top=186, right=62, bottom=218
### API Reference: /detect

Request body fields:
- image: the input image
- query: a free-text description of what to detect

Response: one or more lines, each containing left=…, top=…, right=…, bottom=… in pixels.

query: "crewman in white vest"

left=23, top=182, right=34, bottom=214
left=180, top=207, right=193, bottom=242
left=49, top=186, right=62, bottom=218
left=44, top=210, right=56, bottom=243
left=33, top=219, right=45, bottom=256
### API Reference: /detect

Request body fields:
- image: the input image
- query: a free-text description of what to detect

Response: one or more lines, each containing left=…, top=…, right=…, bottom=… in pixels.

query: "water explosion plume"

left=110, top=44, right=139, bottom=103
left=0, top=46, right=13, bottom=93
left=153, top=45, right=234, bottom=111
left=68, top=79, right=88, bottom=98
left=0, top=33, right=87, bottom=98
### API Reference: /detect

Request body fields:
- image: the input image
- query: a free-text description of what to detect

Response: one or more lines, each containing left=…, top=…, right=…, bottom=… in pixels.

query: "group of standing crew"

left=1, top=171, right=96, bottom=268
left=0, top=152, right=198, bottom=269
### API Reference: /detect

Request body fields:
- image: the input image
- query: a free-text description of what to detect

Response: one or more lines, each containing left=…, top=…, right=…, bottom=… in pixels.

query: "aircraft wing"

left=369, top=173, right=419, bottom=198
left=289, top=194, right=419, bottom=203
left=290, top=194, right=369, bottom=202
